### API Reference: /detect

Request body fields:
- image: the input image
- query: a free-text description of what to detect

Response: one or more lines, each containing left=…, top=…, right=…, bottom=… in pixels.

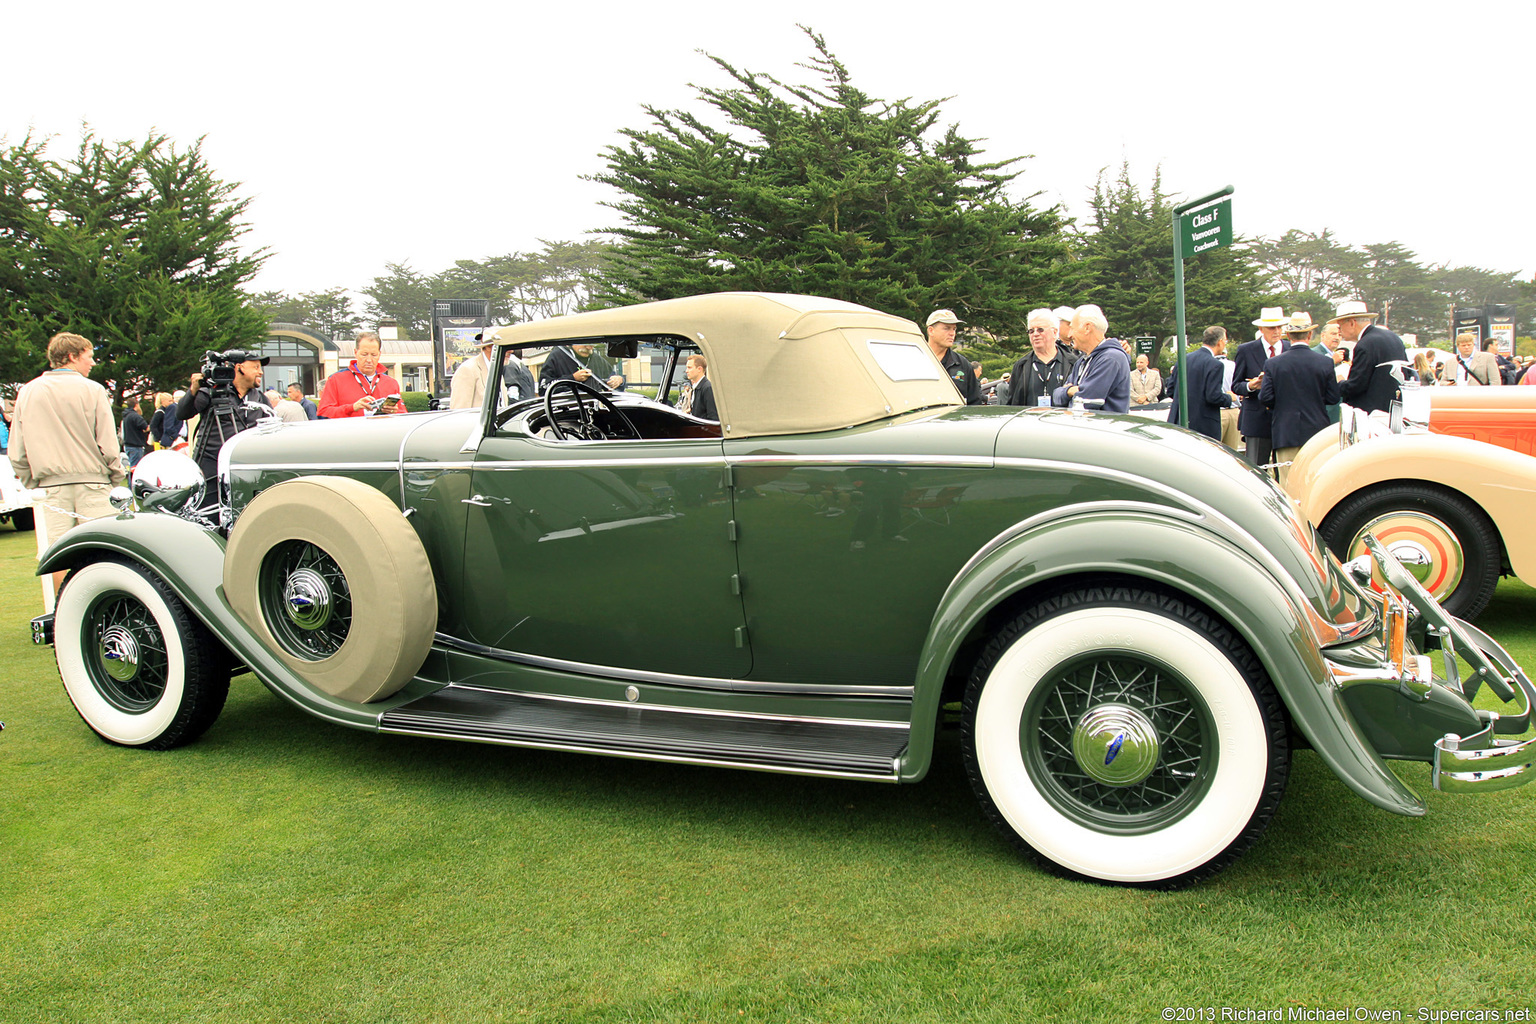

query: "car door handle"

left=462, top=494, right=492, bottom=506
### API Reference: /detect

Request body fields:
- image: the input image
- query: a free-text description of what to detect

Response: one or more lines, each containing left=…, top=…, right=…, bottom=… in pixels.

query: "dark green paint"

left=42, top=399, right=1514, bottom=815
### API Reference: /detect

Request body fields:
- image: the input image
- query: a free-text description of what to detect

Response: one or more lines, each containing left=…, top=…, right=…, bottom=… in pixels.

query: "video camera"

left=200, top=350, right=243, bottom=390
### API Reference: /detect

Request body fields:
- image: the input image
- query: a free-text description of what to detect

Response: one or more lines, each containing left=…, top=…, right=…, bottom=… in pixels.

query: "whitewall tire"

left=55, top=559, right=229, bottom=749
left=963, top=586, right=1288, bottom=888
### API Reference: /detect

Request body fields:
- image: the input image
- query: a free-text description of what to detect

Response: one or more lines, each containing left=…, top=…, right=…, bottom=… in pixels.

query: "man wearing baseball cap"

left=926, top=309, right=982, bottom=405
left=177, top=349, right=273, bottom=501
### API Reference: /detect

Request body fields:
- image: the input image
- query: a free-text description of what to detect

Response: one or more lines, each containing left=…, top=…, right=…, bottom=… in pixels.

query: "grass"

left=2, top=523, right=1534, bottom=1023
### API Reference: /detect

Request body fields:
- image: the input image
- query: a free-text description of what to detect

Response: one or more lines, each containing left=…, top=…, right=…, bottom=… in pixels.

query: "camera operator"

left=176, top=350, right=272, bottom=501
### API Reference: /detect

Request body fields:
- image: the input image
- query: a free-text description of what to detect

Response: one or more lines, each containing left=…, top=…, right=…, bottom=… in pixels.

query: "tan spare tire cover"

left=224, top=476, right=437, bottom=703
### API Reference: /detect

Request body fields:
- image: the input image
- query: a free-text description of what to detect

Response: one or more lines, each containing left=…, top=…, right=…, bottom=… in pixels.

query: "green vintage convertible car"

left=32, top=293, right=1536, bottom=888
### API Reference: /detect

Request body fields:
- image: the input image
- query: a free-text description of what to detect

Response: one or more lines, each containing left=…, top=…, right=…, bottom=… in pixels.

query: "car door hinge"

left=727, top=519, right=738, bottom=542
left=730, top=574, right=741, bottom=595
left=734, top=626, right=747, bottom=648
left=722, top=464, right=734, bottom=488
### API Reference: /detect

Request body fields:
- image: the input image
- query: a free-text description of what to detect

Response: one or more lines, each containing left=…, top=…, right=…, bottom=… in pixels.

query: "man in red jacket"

left=319, top=332, right=405, bottom=418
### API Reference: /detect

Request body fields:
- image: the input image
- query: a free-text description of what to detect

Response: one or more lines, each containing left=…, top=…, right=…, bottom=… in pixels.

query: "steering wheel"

left=542, top=378, right=640, bottom=441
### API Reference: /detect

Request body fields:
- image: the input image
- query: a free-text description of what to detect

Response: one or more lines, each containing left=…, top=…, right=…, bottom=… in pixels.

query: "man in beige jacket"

left=9, top=332, right=125, bottom=594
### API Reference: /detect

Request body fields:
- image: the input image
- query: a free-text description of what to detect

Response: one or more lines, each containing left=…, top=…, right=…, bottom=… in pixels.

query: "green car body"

left=35, top=293, right=1536, bottom=888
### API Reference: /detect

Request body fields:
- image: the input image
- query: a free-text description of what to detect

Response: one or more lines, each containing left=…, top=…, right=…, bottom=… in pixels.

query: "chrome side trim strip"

left=434, top=633, right=915, bottom=698
left=374, top=726, right=903, bottom=782
left=727, top=453, right=992, bottom=469
left=462, top=456, right=728, bottom=471
left=232, top=461, right=402, bottom=472
left=435, top=682, right=910, bottom=729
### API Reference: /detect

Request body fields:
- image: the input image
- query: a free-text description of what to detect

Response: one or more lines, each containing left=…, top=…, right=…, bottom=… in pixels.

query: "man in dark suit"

left=1334, top=301, right=1407, bottom=414
left=1260, top=312, right=1339, bottom=488
left=680, top=353, right=717, bottom=420
left=1231, top=307, right=1290, bottom=469
left=539, top=343, right=625, bottom=395
left=1167, top=326, right=1233, bottom=440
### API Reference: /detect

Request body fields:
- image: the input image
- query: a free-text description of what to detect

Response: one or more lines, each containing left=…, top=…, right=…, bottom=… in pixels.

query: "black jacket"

left=1338, top=324, right=1408, bottom=414
left=1232, top=337, right=1290, bottom=437
left=939, top=348, right=983, bottom=405
left=689, top=376, right=718, bottom=420
left=122, top=409, right=150, bottom=448
left=1005, top=347, right=1079, bottom=408
left=1259, top=345, right=1340, bottom=448
left=1166, top=347, right=1231, bottom=440
left=178, top=384, right=271, bottom=476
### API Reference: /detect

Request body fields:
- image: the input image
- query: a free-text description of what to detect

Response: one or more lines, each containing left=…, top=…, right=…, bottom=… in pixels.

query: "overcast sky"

left=5, top=0, right=1531, bottom=303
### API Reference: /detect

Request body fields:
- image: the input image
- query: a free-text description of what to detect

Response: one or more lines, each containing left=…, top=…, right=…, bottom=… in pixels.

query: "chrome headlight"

left=130, top=449, right=205, bottom=515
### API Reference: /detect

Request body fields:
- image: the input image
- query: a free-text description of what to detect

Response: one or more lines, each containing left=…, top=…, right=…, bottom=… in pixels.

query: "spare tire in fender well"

left=223, top=476, right=437, bottom=703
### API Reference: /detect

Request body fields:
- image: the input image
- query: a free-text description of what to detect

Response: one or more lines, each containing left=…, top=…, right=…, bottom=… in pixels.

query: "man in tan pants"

left=9, top=332, right=125, bottom=597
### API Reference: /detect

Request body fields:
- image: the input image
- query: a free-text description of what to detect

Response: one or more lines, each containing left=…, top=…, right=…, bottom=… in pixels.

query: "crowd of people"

left=936, top=299, right=1534, bottom=487
left=5, top=302, right=1530, bottom=576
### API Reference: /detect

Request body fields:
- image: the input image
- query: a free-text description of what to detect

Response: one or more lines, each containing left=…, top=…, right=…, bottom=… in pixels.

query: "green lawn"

left=2, top=523, right=1533, bottom=1023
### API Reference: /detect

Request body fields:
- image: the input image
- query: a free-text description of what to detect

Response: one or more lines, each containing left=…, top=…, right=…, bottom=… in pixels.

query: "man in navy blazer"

left=1231, top=307, right=1290, bottom=469
left=1167, top=326, right=1233, bottom=440
left=1333, top=300, right=1407, bottom=414
left=1259, top=312, right=1339, bottom=488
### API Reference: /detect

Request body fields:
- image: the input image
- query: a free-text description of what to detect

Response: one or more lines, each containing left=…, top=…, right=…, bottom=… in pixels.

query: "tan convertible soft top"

left=482, top=292, right=962, bottom=438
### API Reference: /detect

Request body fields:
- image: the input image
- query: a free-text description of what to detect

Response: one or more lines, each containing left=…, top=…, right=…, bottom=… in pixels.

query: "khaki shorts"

left=37, top=482, right=116, bottom=545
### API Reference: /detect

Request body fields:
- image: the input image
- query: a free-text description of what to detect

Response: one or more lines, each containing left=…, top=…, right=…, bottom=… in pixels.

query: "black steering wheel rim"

left=542, top=378, right=640, bottom=440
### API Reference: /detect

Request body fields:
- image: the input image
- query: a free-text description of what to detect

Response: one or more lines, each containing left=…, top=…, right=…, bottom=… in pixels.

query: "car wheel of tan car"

left=962, top=586, right=1289, bottom=889
left=1319, top=483, right=1500, bottom=621
left=55, top=558, right=230, bottom=748
left=224, top=477, right=437, bottom=703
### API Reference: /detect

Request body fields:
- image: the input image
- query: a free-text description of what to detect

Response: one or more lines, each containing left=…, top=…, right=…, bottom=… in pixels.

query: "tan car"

left=1286, top=386, right=1536, bottom=619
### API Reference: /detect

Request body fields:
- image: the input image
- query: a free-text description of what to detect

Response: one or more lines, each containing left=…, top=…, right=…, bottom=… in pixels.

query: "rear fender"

left=904, top=504, right=1426, bottom=816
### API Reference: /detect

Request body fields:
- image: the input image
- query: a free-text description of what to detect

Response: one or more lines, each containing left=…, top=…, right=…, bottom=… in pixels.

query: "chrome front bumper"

left=1430, top=618, right=1536, bottom=794
left=1351, top=535, right=1536, bottom=795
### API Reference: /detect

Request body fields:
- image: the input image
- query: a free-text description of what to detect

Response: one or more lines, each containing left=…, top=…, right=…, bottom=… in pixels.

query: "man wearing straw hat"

left=1333, top=300, right=1407, bottom=414
left=1231, top=307, right=1291, bottom=469
left=1259, top=312, right=1339, bottom=487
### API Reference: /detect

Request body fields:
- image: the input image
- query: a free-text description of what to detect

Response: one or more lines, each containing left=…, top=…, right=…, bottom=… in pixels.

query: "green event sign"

left=1178, top=198, right=1232, bottom=255
left=1171, top=186, right=1234, bottom=429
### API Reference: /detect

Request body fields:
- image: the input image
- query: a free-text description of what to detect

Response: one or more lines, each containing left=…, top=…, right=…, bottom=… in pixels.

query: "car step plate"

left=380, top=685, right=906, bottom=780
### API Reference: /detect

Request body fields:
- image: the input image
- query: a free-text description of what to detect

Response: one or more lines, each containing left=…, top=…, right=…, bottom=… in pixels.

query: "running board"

left=379, top=685, right=907, bottom=780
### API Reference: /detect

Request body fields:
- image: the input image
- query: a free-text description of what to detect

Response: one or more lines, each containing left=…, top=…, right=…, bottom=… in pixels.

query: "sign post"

left=1172, top=187, right=1234, bottom=428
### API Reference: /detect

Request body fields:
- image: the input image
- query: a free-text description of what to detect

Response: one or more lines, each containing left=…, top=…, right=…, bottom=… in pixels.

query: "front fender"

left=37, top=513, right=417, bottom=729
left=1298, top=433, right=1536, bottom=579
left=903, top=505, right=1426, bottom=816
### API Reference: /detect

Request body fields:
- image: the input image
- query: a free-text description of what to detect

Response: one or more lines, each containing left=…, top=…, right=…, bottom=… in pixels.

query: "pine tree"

left=0, top=132, right=267, bottom=403
left=1078, top=164, right=1268, bottom=347
left=589, top=27, right=1081, bottom=341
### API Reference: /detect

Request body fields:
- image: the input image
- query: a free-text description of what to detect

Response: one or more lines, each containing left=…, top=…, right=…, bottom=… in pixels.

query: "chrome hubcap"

left=97, top=625, right=141, bottom=682
left=1349, top=511, right=1463, bottom=599
left=1071, top=703, right=1161, bottom=787
left=282, top=568, right=333, bottom=632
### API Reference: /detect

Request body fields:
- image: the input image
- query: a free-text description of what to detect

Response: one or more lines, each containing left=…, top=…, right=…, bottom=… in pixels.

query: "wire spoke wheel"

left=963, top=587, right=1288, bottom=888
left=223, top=476, right=437, bottom=703
left=55, top=559, right=228, bottom=749
left=84, top=591, right=171, bottom=713
left=1025, top=653, right=1215, bottom=833
left=260, top=540, right=353, bottom=660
